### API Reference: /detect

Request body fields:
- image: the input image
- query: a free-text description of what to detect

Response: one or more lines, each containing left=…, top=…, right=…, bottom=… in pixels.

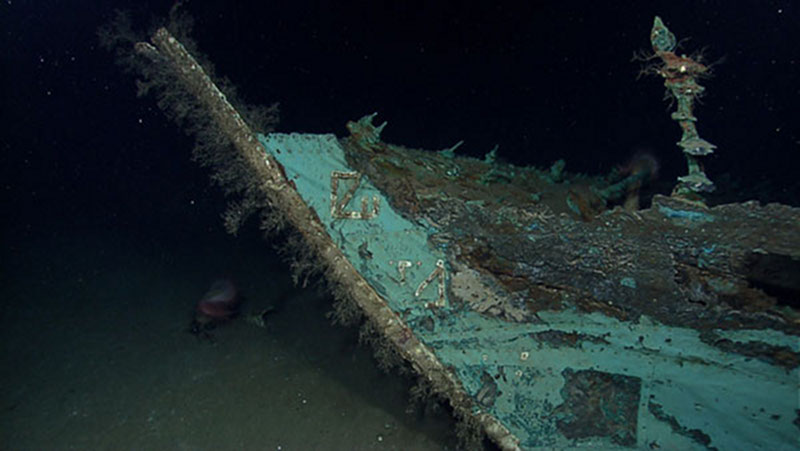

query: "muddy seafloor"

left=0, top=224, right=459, bottom=450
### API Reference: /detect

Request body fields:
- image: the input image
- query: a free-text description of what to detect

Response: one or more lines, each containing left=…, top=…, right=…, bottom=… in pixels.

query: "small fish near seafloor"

left=195, top=278, right=241, bottom=323
left=190, top=279, right=275, bottom=339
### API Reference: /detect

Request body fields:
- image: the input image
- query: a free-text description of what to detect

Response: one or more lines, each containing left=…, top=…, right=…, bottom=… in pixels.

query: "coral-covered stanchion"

left=649, top=16, right=716, bottom=200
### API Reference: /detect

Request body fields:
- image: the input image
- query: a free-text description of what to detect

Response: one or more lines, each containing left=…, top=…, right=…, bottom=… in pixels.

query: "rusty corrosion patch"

left=530, top=330, right=610, bottom=348
left=553, top=368, right=641, bottom=446
left=699, top=330, right=800, bottom=370
left=648, top=401, right=715, bottom=450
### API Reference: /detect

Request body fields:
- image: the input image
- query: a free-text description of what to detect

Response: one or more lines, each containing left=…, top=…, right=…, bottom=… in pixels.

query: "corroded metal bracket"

left=415, top=259, right=447, bottom=307
left=330, top=170, right=380, bottom=219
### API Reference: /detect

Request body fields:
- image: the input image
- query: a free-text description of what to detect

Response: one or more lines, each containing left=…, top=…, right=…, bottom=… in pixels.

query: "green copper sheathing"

left=649, top=17, right=716, bottom=198
left=258, top=133, right=447, bottom=309
left=258, top=133, right=798, bottom=450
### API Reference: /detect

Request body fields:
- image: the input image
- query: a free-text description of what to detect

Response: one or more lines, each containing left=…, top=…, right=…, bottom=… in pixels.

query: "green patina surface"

left=258, top=132, right=799, bottom=450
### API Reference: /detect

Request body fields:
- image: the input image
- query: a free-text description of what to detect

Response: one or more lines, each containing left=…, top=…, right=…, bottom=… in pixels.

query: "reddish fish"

left=195, top=278, right=240, bottom=321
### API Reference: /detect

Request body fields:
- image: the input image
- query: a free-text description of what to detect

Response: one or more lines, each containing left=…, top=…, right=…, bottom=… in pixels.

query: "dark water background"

left=2, top=1, right=798, bottom=448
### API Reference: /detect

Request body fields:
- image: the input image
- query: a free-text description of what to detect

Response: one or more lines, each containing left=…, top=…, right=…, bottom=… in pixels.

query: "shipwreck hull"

left=261, top=130, right=799, bottom=449
left=127, top=27, right=800, bottom=450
